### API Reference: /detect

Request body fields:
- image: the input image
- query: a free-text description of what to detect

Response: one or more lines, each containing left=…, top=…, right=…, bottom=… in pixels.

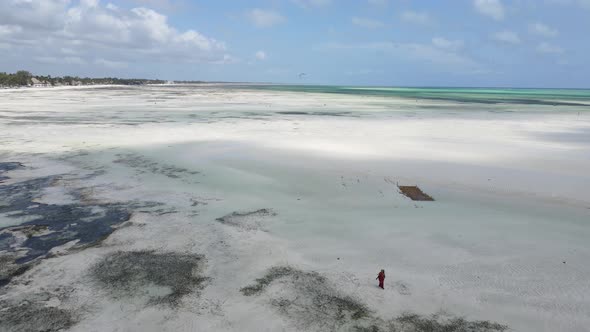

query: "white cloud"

left=323, top=41, right=483, bottom=73
left=400, top=11, right=432, bottom=25
left=492, top=30, right=521, bottom=44
left=345, top=69, right=376, bottom=76
left=33, top=56, right=61, bottom=64
left=529, top=22, right=558, bottom=37
left=0, top=0, right=70, bottom=30
left=255, top=50, right=267, bottom=60
left=292, top=0, right=332, bottom=8
left=0, top=25, right=23, bottom=36
left=310, top=0, right=332, bottom=5
left=473, top=0, right=505, bottom=20
left=60, top=47, right=79, bottom=55
left=0, top=1, right=230, bottom=67
left=95, top=58, right=128, bottom=68
left=34, top=56, right=87, bottom=65
left=246, top=9, right=285, bottom=28
left=545, top=0, right=590, bottom=9
left=367, top=0, right=388, bottom=6
left=130, top=0, right=182, bottom=13
left=432, top=37, right=464, bottom=51
left=537, top=42, right=564, bottom=54
left=211, top=54, right=240, bottom=65
left=174, top=30, right=225, bottom=51
left=80, top=0, right=100, bottom=8
left=352, top=17, right=385, bottom=29
left=65, top=56, right=87, bottom=65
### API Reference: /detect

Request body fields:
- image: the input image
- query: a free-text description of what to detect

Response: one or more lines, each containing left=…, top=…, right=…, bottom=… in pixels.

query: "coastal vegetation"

left=0, top=70, right=166, bottom=87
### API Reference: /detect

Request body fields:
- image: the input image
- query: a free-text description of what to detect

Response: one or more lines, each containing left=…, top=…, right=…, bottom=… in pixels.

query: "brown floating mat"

left=398, top=185, right=434, bottom=201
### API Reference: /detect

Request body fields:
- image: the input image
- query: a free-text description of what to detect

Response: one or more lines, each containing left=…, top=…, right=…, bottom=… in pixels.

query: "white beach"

left=0, top=85, right=589, bottom=332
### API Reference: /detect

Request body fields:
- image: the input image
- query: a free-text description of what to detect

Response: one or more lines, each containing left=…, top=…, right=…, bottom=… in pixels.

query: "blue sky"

left=1, top=0, right=589, bottom=87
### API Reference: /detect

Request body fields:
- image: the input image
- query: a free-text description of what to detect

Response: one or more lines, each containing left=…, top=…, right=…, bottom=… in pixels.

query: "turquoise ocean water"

left=236, top=85, right=590, bottom=107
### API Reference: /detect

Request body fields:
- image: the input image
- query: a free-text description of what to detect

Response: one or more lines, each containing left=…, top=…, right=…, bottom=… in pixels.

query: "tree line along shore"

left=0, top=70, right=172, bottom=88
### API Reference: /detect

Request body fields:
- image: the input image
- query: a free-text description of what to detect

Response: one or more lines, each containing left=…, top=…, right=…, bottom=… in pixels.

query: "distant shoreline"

left=0, top=82, right=244, bottom=93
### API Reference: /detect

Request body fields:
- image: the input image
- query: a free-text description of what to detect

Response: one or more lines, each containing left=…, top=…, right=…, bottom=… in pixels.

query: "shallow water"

left=235, top=84, right=590, bottom=106
left=0, top=84, right=589, bottom=332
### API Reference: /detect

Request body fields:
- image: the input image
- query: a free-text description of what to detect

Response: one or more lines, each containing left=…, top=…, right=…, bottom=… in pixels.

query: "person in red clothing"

left=376, top=269, right=385, bottom=289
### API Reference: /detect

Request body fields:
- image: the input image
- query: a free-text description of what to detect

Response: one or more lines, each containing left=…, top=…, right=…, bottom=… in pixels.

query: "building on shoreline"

left=30, top=77, right=51, bottom=87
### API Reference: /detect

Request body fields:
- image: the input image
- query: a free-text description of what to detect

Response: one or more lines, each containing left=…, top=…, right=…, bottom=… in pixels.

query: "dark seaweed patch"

left=0, top=162, right=24, bottom=173
left=0, top=166, right=182, bottom=270
left=0, top=232, right=13, bottom=251
left=392, top=312, right=508, bottom=332
left=276, top=111, right=357, bottom=117
left=277, top=111, right=309, bottom=115
left=241, top=266, right=370, bottom=330
left=243, top=266, right=508, bottom=332
left=0, top=177, right=132, bottom=264
left=0, top=172, right=141, bottom=285
left=0, top=162, right=24, bottom=183
left=0, top=175, right=55, bottom=207
left=113, top=153, right=200, bottom=181
left=13, top=204, right=132, bottom=263
left=0, top=255, right=30, bottom=287
left=310, top=111, right=356, bottom=117
left=0, top=299, right=75, bottom=332
left=91, top=250, right=207, bottom=306
left=240, top=266, right=299, bottom=296
left=216, top=209, right=276, bottom=231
